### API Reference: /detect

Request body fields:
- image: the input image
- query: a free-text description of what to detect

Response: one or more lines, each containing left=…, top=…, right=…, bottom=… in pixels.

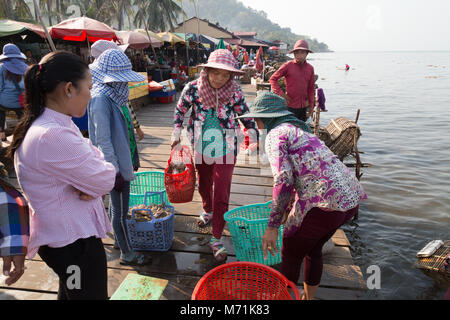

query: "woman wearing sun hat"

left=236, top=91, right=367, bottom=300
left=87, top=49, right=150, bottom=266
left=171, top=49, right=258, bottom=262
left=0, top=44, right=28, bottom=141
left=269, top=39, right=316, bottom=122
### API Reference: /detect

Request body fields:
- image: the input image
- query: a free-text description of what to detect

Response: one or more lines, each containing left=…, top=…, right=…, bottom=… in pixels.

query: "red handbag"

left=164, top=146, right=196, bottom=203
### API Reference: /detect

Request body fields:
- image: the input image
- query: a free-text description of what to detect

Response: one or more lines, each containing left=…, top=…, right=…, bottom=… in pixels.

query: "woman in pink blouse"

left=237, top=92, right=367, bottom=300
left=6, top=51, right=116, bottom=300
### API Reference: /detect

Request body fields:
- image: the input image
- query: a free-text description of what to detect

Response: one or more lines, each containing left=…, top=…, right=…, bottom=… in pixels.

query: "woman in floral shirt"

left=171, top=49, right=257, bottom=262
left=237, top=92, right=367, bottom=300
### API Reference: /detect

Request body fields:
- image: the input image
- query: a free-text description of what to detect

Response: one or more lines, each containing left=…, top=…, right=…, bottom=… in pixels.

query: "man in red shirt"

left=269, top=39, right=315, bottom=122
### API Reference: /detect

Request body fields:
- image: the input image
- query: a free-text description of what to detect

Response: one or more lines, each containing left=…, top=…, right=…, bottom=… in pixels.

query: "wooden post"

left=138, top=3, right=162, bottom=81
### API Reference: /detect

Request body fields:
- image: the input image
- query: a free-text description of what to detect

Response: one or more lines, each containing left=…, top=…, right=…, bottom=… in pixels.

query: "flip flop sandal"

left=197, top=212, right=213, bottom=228
left=210, top=241, right=227, bottom=262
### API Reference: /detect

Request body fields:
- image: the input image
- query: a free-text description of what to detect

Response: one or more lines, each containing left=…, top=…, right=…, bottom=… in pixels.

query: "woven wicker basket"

left=416, top=240, right=450, bottom=274
left=324, top=117, right=361, bottom=160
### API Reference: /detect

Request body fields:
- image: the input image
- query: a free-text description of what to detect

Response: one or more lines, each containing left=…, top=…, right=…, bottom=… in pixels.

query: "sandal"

left=120, top=252, right=152, bottom=266
left=197, top=212, right=213, bottom=228
left=210, top=239, right=227, bottom=262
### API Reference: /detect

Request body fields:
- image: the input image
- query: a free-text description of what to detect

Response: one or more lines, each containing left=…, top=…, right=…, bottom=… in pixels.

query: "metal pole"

left=181, top=0, right=189, bottom=80
left=32, top=0, right=56, bottom=52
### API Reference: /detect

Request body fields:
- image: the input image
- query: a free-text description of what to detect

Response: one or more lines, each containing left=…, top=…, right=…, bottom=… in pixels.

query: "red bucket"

left=192, top=262, right=300, bottom=300
left=164, top=146, right=196, bottom=203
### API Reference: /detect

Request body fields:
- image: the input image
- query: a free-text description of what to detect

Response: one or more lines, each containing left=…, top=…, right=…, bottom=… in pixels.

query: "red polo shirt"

left=269, top=60, right=315, bottom=109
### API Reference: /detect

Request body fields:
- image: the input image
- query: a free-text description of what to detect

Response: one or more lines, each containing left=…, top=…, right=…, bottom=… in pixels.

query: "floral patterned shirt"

left=172, top=80, right=257, bottom=154
left=266, top=123, right=367, bottom=237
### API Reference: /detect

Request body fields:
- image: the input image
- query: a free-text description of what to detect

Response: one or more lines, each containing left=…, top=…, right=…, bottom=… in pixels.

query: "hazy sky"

left=239, top=0, right=450, bottom=51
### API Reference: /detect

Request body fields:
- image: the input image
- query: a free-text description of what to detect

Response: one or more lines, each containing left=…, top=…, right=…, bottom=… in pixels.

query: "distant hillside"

left=179, top=0, right=331, bottom=52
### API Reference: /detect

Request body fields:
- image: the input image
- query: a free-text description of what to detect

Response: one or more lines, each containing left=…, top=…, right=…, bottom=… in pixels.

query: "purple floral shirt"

left=171, top=80, right=257, bottom=153
left=266, top=123, right=367, bottom=237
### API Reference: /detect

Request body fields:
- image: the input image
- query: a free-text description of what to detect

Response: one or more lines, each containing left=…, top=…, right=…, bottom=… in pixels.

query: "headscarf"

left=261, top=114, right=312, bottom=134
left=91, top=81, right=129, bottom=107
left=197, top=69, right=239, bottom=110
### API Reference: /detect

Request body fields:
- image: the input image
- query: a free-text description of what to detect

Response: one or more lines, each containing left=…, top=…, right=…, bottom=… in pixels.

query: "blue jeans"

left=109, top=181, right=132, bottom=256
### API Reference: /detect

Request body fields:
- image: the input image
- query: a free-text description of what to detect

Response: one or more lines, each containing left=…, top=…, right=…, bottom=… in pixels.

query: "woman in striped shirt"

left=7, top=51, right=116, bottom=300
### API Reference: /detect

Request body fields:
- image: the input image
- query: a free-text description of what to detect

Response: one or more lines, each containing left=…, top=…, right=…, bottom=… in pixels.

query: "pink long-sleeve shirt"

left=269, top=60, right=315, bottom=109
left=14, top=108, right=116, bottom=258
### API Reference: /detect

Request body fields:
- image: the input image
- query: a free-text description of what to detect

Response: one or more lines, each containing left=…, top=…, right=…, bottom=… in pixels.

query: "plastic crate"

left=191, top=261, right=299, bottom=300
left=129, top=171, right=170, bottom=207
left=126, top=191, right=175, bottom=251
left=224, top=201, right=283, bottom=266
left=158, top=95, right=174, bottom=103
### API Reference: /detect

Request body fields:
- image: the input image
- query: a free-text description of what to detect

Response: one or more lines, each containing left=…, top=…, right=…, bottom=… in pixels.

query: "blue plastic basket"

left=129, top=171, right=170, bottom=207
left=126, top=191, right=175, bottom=252
left=224, top=201, right=284, bottom=266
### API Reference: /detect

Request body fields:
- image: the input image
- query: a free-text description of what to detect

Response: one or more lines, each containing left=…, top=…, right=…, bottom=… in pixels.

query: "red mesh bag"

left=164, top=146, right=196, bottom=203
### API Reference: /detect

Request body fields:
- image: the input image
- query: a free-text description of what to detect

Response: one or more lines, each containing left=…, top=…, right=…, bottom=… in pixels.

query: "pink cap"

left=289, top=39, right=313, bottom=54
left=198, top=49, right=244, bottom=74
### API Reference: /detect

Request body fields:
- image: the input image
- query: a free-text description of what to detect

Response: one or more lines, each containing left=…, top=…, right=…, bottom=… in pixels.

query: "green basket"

left=224, top=201, right=284, bottom=266
left=129, top=171, right=170, bottom=207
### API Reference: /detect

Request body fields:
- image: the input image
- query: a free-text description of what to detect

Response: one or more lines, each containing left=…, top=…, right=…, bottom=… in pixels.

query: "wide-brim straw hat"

left=235, top=91, right=294, bottom=119
left=2, top=58, right=28, bottom=75
left=198, top=49, right=244, bottom=74
left=90, top=49, right=146, bottom=83
left=91, top=40, right=129, bottom=59
left=289, top=39, right=313, bottom=54
left=0, top=43, right=26, bottom=61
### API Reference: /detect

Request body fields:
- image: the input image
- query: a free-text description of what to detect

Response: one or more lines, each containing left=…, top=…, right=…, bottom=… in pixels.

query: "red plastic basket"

left=191, top=262, right=300, bottom=300
left=164, top=146, right=196, bottom=203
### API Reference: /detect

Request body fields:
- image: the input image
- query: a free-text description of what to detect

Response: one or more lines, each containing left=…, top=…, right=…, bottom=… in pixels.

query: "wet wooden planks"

left=0, top=85, right=365, bottom=300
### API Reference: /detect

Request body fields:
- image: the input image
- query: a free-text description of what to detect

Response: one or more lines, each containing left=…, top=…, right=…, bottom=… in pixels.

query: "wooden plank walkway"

left=0, top=84, right=366, bottom=300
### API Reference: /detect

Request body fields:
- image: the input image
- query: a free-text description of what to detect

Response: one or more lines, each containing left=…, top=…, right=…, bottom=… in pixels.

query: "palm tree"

left=0, top=0, right=34, bottom=21
left=134, top=0, right=185, bottom=31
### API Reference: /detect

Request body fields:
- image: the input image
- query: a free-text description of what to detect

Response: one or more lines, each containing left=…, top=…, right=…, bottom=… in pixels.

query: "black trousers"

left=38, top=236, right=108, bottom=300
left=287, top=107, right=308, bottom=122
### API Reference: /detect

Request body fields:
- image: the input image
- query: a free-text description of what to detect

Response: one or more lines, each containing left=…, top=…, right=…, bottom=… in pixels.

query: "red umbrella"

left=255, top=46, right=263, bottom=73
left=269, top=46, right=279, bottom=50
left=50, top=16, right=117, bottom=42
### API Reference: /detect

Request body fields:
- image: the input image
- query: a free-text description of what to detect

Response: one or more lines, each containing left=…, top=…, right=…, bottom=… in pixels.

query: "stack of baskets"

left=126, top=191, right=175, bottom=252
left=224, top=201, right=284, bottom=266
left=324, top=117, right=361, bottom=161
left=129, top=171, right=170, bottom=207
left=191, top=261, right=300, bottom=300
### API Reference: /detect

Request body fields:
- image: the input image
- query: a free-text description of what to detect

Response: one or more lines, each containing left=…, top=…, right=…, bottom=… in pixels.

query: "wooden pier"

left=0, top=84, right=367, bottom=300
